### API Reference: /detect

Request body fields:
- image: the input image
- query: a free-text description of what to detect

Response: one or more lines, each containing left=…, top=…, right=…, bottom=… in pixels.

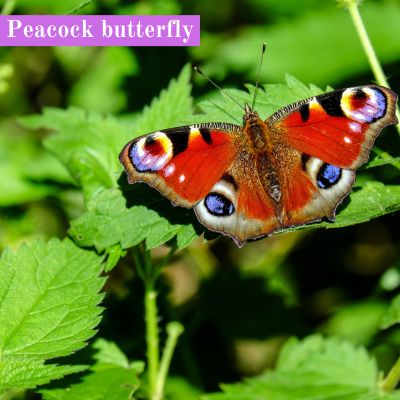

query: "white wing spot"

left=349, top=121, right=361, bottom=133
left=164, top=164, right=175, bottom=177
left=344, top=136, right=352, bottom=144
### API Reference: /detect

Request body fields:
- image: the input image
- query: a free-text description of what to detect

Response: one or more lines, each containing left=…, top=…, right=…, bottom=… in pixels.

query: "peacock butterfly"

left=120, top=70, right=398, bottom=246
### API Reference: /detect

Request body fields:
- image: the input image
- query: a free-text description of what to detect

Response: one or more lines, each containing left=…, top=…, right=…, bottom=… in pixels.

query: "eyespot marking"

left=341, top=87, right=387, bottom=123
left=204, top=192, right=235, bottom=216
left=317, top=164, right=342, bottom=189
left=129, top=132, right=173, bottom=172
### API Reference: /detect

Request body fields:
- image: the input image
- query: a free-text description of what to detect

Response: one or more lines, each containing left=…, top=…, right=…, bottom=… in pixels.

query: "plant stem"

left=381, top=355, right=400, bottom=392
left=1, top=0, right=16, bottom=15
left=65, top=0, right=93, bottom=15
left=145, top=284, right=160, bottom=398
left=345, top=0, right=400, bottom=135
left=134, top=244, right=178, bottom=400
left=153, top=322, right=184, bottom=400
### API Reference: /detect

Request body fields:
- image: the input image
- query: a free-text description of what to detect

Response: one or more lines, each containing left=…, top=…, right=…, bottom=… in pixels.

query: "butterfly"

left=120, top=83, right=398, bottom=246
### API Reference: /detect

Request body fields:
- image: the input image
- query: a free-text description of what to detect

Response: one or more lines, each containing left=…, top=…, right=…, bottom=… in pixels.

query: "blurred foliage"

left=0, top=0, right=399, bottom=399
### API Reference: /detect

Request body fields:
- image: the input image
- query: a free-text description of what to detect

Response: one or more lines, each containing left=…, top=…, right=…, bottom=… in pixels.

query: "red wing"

left=269, top=85, right=398, bottom=169
left=193, top=163, right=279, bottom=247
left=119, top=124, right=241, bottom=208
left=278, top=155, right=356, bottom=228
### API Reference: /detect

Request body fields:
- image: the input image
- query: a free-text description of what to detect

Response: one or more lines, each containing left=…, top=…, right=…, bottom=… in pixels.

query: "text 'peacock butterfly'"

left=120, top=58, right=398, bottom=246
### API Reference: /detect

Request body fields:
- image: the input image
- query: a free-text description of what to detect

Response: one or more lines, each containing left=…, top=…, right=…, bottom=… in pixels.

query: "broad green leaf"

left=0, top=238, right=105, bottom=392
left=20, top=64, right=192, bottom=205
left=186, top=75, right=326, bottom=125
left=69, top=47, right=138, bottom=114
left=204, top=335, right=398, bottom=400
left=0, top=127, right=71, bottom=206
left=133, top=63, right=192, bottom=134
left=380, top=294, right=400, bottom=330
left=321, top=302, right=387, bottom=344
left=305, top=182, right=400, bottom=232
left=20, top=107, right=131, bottom=201
left=91, top=338, right=129, bottom=368
left=69, top=187, right=198, bottom=251
left=41, top=339, right=144, bottom=400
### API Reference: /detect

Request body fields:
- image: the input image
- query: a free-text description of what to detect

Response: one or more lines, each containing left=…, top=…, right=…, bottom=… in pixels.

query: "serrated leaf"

left=380, top=294, right=400, bottom=330
left=41, top=340, right=144, bottom=400
left=0, top=356, right=86, bottom=393
left=134, top=63, right=192, bottom=134
left=303, top=182, right=400, bottom=232
left=204, top=335, right=398, bottom=400
left=92, top=339, right=129, bottom=368
left=69, top=187, right=199, bottom=251
left=186, top=74, right=325, bottom=126
left=0, top=129, right=71, bottom=206
left=20, top=107, right=131, bottom=201
left=0, top=238, right=105, bottom=392
left=22, top=63, right=192, bottom=197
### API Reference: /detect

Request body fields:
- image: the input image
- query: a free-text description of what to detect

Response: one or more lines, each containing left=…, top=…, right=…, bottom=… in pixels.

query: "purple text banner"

left=0, top=15, right=200, bottom=46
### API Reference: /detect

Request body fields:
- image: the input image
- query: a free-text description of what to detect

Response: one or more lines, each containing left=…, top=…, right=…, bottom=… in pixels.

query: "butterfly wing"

left=269, top=85, right=398, bottom=169
left=193, top=152, right=279, bottom=246
left=268, top=84, right=398, bottom=228
left=120, top=123, right=281, bottom=246
left=120, top=123, right=243, bottom=208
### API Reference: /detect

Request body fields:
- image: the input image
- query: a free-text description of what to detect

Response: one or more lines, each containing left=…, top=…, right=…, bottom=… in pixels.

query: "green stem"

left=66, top=0, right=93, bottom=15
left=134, top=244, right=178, bottom=399
left=145, top=284, right=160, bottom=398
left=1, top=0, right=16, bottom=15
left=153, top=322, right=184, bottom=400
left=381, top=355, right=400, bottom=392
left=345, top=0, right=400, bottom=135
left=372, top=147, right=400, bottom=170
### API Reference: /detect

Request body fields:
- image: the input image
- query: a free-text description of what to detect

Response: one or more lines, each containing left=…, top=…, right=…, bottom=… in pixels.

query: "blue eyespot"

left=317, top=164, right=342, bottom=189
left=204, top=192, right=234, bottom=216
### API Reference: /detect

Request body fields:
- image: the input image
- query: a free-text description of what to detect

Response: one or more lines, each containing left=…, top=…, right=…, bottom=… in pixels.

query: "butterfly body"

left=120, top=85, right=398, bottom=246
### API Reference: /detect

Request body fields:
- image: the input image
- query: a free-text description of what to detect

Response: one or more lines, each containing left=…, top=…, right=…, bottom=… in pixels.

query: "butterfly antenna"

left=251, top=42, right=267, bottom=111
left=194, top=66, right=245, bottom=112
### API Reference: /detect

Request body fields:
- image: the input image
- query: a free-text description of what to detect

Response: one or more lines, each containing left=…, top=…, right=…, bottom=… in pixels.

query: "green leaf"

left=91, top=338, right=130, bottom=368
left=0, top=238, right=105, bottom=392
left=204, top=335, right=398, bottom=400
left=0, top=128, right=71, bottom=206
left=134, top=63, right=192, bottom=134
left=306, top=182, right=400, bottom=232
left=69, top=47, right=138, bottom=114
left=19, top=64, right=192, bottom=208
left=69, top=187, right=198, bottom=251
left=321, top=302, right=387, bottom=344
left=380, top=294, right=400, bottom=330
left=41, top=339, right=144, bottom=400
left=187, top=74, right=326, bottom=126
left=20, top=107, right=131, bottom=201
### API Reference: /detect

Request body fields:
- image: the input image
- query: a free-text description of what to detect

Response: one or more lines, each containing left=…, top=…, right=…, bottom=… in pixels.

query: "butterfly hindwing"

left=119, top=124, right=240, bottom=208
left=194, top=165, right=278, bottom=246
left=277, top=151, right=356, bottom=228
left=270, top=85, right=398, bottom=169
